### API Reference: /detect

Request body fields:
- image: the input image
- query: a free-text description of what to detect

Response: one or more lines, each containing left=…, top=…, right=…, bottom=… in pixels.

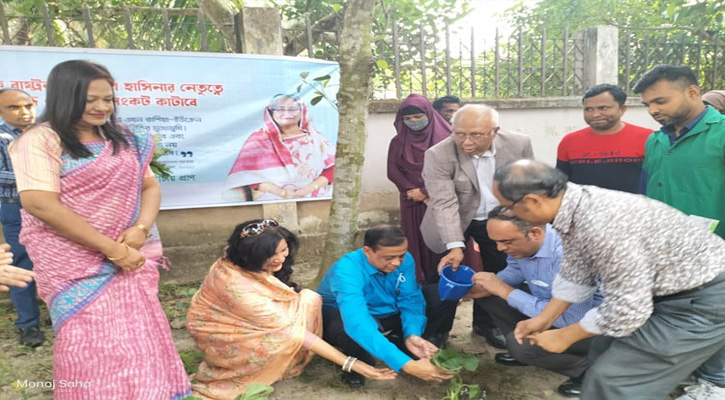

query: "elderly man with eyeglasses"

left=493, top=159, right=725, bottom=400
left=419, top=104, right=534, bottom=349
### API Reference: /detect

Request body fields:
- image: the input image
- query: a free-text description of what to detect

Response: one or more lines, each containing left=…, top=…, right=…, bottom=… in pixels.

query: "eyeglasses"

left=499, top=197, right=523, bottom=213
left=452, top=128, right=497, bottom=142
left=271, top=108, right=300, bottom=114
left=239, top=218, right=279, bottom=238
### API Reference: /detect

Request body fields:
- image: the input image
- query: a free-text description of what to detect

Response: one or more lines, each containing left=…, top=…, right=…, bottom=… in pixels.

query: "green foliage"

left=297, top=71, right=338, bottom=110
left=151, top=134, right=174, bottom=180
left=272, top=0, right=471, bottom=98
left=431, top=349, right=479, bottom=373
left=180, top=383, right=274, bottom=400
left=179, top=351, right=205, bottom=375
left=431, top=350, right=485, bottom=400
left=4, top=0, right=229, bottom=51
left=501, top=0, right=725, bottom=92
left=503, top=0, right=724, bottom=35
left=233, top=382, right=274, bottom=400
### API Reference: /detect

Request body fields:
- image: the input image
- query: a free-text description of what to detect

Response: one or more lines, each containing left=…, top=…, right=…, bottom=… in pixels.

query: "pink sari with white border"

left=18, top=125, right=191, bottom=400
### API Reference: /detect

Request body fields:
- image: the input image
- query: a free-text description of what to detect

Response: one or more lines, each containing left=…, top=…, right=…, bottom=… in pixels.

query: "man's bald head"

left=451, top=104, right=499, bottom=127
left=494, top=160, right=568, bottom=202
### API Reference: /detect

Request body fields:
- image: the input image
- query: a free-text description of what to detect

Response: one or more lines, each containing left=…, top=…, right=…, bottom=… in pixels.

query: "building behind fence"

left=1, top=1, right=722, bottom=99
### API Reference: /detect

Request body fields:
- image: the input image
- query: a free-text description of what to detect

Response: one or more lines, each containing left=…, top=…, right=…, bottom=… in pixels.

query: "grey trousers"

left=478, top=294, right=591, bottom=378
left=582, top=274, right=725, bottom=400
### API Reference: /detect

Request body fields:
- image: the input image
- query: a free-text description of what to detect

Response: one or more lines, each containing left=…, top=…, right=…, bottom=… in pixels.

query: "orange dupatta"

left=187, top=258, right=322, bottom=400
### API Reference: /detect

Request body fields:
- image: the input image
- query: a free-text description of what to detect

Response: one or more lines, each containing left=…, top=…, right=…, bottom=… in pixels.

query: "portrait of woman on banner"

left=223, top=94, right=335, bottom=202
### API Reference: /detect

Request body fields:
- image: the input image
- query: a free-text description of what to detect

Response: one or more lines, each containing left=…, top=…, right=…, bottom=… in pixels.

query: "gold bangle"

left=135, top=224, right=151, bottom=238
left=108, top=243, right=130, bottom=261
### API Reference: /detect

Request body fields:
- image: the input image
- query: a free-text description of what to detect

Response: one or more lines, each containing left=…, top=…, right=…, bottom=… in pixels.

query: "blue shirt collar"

left=661, top=106, right=710, bottom=141
left=0, top=122, right=22, bottom=136
left=359, top=248, right=391, bottom=276
left=528, top=224, right=556, bottom=259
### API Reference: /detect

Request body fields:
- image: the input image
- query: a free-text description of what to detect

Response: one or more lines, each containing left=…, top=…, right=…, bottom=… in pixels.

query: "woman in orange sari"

left=187, top=219, right=396, bottom=400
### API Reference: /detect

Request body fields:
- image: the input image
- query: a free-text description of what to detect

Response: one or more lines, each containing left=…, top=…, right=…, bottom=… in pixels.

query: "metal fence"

left=1, top=2, right=722, bottom=100
left=374, top=25, right=585, bottom=100
left=619, top=27, right=723, bottom=93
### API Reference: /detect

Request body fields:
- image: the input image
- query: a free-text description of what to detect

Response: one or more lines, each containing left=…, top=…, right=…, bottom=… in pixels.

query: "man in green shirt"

left=634, top=64, right=725, bottom=400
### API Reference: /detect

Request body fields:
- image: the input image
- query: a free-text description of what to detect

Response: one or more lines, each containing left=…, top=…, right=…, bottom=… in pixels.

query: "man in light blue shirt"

left=317, top=225, right=456, bottom=389
left=469, top=206, right=601, bottom=398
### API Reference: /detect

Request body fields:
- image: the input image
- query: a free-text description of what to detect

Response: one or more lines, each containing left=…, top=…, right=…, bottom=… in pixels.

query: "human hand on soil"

left=402, top=359, right=456, bottom=381
left=351, top=361, right=398, bottom=380
left=405, top=335, right=438, bottom=359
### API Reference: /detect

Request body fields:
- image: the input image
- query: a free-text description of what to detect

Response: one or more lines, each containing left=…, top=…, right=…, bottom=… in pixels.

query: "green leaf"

left=296, top=84, right=303, bottom=93
left=431, top=349, right=479, bottom=373
left=300, top=71, right=309, bottom=79
left=150, top=160, right=173, bottom=180
left=234, top=382, right=274, bottom=400
left=466, top=384, right=481, bottom=398
left=376, top=59, right=389, bottom=69
left=310, top=95, right=323, bottom=105
left=313, top=74, right=331, bottom=81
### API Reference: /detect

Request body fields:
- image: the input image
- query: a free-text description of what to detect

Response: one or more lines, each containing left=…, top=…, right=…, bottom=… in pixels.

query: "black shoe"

left=557, top=378, right=582, bottom=398
left=341, top=371, right=365, bottom=389
left=494, top=352, right=526, bottom=367
left=19, top=326, right=45, bottom=347
left=472, top=326, right=507, bottom=349
left=424, top=332, right=449, bottom=349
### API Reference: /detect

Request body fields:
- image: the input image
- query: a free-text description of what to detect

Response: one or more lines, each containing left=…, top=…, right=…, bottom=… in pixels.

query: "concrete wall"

left=156, top=97, right=660, bottom=284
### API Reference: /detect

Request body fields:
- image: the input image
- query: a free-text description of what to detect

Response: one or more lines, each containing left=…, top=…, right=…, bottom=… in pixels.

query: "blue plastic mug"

left=438, top=265, right=475, bottom=301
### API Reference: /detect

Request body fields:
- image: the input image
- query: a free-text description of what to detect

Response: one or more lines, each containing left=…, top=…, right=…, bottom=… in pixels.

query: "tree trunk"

left=313, top=0, right=376, bottom=286
left=196, top=0, right=238, bottom=46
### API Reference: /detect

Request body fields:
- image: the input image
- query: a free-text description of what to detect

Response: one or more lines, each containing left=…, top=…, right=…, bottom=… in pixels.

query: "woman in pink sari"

left=187, top=219, right=396, bottom=400
left=223, top=94, right=335, bottom=201
left=9, top=60, right=190, bottom=399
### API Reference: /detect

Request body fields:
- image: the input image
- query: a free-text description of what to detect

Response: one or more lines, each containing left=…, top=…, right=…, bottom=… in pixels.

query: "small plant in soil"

left=431, top=349, right=486, bottom=400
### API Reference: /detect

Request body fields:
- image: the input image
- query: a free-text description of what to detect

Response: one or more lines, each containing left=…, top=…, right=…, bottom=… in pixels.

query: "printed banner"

left=0, top=46, right=340, bottom=209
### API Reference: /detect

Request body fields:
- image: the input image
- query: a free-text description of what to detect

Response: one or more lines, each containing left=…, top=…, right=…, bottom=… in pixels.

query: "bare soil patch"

left=0, top=293, right=573, bottom=400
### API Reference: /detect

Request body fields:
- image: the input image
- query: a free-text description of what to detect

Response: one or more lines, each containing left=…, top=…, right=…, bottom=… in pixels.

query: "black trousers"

left=322, top=283, right=458, bottom=367
left=476, top=295, right=591, bottom=378
left=431, top=219, right=507, bottom=328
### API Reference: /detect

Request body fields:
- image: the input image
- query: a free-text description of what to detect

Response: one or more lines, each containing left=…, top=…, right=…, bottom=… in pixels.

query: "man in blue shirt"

left=469, top=206, right=601, bottom=398
left=0, top=88, right=44, bottom=347
left=317, top=225, right=456, bottom=388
